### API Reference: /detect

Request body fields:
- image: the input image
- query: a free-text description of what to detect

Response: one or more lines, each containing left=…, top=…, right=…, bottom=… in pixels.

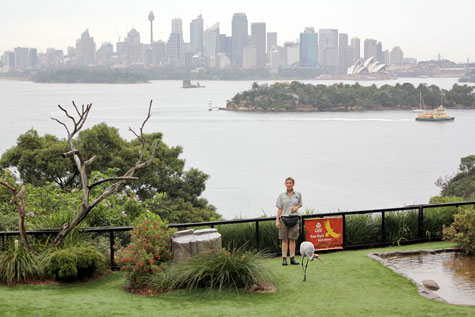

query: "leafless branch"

left=88, top=177, right=139, bottom=190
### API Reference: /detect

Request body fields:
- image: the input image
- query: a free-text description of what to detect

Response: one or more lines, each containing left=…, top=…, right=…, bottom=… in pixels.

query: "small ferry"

left=415, top=106, right=455, bottom=122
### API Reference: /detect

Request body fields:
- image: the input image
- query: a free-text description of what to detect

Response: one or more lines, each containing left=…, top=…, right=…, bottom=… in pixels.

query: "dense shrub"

left=345, top=214, right=381, bottom=245
left=443, top=205, right=475, bottom=254
left=0, top=241, right=42, bottom=285
left=116, top=213, right=174, bottom=288
left=48, top=249, right=77, bottom=281
left=47, top=246, right=106, bottom=282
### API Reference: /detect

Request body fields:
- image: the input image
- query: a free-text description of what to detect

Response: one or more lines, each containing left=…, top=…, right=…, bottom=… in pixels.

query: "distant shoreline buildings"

left=1, top=11, right=471, bottom=78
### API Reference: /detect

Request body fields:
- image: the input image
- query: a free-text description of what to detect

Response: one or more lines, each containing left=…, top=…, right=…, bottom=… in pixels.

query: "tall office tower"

left=318, top=29, right=338, bottom=69
left=269, top=48, right=281, bottom=71
left=218, top=34, right=232, bottom=57
left=251, top=22, right=266, bottom=67
left=299, top=27, right=318, bottom=67
left=96, top=42, right=114, bottom=66
left=167, top=18, right=184, bottom=63
left=29, top=48, right=37, bottom=68
left=376, top=41, right=384, bottom=63
left=231, top=13, right=248, bottom=66
left=148, top=11, right=155, bottom=45
left=338, top=33, right=349, bottom=73
left=190, top=14, right=204, bottom=54
left=267, top=32, right=277, bottom=53
left=152, top=40, right=166, bottom=65
left=172, top=18, right=183, bottom=34
left=45, top=48, right=64, bottom=67
left=364, top=39, right=378, bottom=60
left=350, top=37, right=360, bottom=63
left=284, top=41, right=300, bottom=66
left=243, top=46, right=257, bottom=69
left=14, top=47, right=29, bottom=68
left=383, top=50, right=390, bottom=65
left=125, top=28, right=143, bottom=64
left=3, top=51, right=15, bottom=71
left=390, top=46, right=404, bottom=65
left=75, top=29, right=96, bottom=65
left=204, top=23, right=220, bottom=58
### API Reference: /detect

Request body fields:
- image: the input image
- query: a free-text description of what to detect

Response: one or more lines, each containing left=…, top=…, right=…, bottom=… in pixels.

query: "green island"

left=226, top=81, right=475, bottom=111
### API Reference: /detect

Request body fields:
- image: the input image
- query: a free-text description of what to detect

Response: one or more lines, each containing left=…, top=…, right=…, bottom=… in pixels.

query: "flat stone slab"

left=172, top=228, right=222, bottom=263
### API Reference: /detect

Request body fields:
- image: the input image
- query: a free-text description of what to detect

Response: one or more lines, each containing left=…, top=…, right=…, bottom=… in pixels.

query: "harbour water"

left=0, top=78, right=474, bottom=218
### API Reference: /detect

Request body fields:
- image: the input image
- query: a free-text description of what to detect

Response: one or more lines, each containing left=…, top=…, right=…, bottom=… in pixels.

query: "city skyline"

left=1, top=0, right=474, bottom=63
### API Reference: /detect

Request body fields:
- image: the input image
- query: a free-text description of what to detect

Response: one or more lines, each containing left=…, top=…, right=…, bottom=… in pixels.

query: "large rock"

left=422, top=279, right=440, bottom=291
left=171, top=228, right=222, bottom=263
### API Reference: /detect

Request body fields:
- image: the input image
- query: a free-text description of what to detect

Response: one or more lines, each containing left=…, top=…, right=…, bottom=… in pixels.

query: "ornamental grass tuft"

left=165, top=248, right=271, bottom=292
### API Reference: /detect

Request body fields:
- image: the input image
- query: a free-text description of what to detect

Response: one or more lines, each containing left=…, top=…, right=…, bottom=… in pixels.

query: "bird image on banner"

left=324, top=220, right=341, bottom=238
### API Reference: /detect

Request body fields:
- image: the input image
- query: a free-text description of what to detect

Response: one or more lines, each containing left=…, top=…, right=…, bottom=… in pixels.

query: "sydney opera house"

left=347, top=57, right=386, bottom=75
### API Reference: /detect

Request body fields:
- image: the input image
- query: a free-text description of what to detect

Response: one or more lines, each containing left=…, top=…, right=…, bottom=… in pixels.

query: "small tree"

left=443, top=205, right=475, bottom=254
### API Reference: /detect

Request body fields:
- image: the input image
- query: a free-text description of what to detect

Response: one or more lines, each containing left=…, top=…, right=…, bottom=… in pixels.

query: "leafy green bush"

left=47, top=246, right=106, bottom=281
left=165, top=248, right=270, bottom=292
left=443, top=205, right=475, bottom=254
left=48, top=249, right=78, bottom=281
left=75, top=247, right=106, bottom=279
left=0, top=241, right=42, bottom=285
left=116, top=213, right=174, bottom=288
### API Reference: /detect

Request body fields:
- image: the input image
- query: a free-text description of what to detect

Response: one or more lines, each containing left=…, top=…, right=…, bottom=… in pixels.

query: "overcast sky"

left=1, top=0, right=474, bottom=63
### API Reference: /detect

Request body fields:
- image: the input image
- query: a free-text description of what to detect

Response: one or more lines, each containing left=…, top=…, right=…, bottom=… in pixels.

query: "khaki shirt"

left=276, top=191, right=302, bottom=216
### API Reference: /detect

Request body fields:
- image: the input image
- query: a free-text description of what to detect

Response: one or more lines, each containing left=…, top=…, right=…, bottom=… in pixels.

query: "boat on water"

left=415, top=106, right=455, bottom=121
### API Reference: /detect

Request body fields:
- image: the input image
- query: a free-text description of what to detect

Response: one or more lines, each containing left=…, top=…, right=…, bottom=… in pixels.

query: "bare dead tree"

left=0, top=181, right=33, bottom=251
left=50, top=100, right=159, bottom=247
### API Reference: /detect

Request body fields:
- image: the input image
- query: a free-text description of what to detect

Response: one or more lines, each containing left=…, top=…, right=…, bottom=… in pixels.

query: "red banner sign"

left=305, top=217, right=343, bottom=250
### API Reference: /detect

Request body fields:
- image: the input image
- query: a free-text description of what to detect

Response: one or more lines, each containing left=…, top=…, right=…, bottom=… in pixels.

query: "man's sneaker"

left=282, top=257, right=288, bottom=266
left=290, top=257, right=299, bottom=265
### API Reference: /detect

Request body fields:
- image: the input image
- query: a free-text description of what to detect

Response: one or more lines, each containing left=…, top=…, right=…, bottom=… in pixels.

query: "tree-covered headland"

left=227, top=81, right=475, bottom=111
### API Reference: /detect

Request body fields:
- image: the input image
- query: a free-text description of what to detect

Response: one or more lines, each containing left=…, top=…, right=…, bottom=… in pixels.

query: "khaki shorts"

left=279, top=218, right=299, bottom=240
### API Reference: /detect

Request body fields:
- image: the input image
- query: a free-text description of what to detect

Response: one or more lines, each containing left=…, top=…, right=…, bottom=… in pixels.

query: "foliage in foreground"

left=443, top=205, right=475, bottom=254
left=47, top=246, right=106, bottom=282
left=437, top=154, right=475, bottom=199
left=116, top=213, right=174, bottom=288
left=145, top=248, right=270, bottom=293
left=0, top=242, right=42, bottom=285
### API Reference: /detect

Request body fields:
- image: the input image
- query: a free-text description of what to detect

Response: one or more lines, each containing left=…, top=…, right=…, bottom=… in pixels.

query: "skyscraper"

left=204, top=23, right=219, bottom=58
left=350, top=37, right=360, bottom=63
left=14, top=47, right=29, bottom=68
left=167, top=18, right=184, bottom=63
left=318, top=29, right=338, bottom=69
left=376, top=41, right=384, bottom=63
left=390, top=46, right=404, bottom=65
left=267, top=32, right=277, bottom=55
left=125, top=29, right=143, bottom=64
left=251, top=22, right=266, bottom=68
left=190, top=14, right=204, bottom=54
left=338, top=33, right=349, bottom=73
left=364, top=39, right=378, bottom=60
left=299, top=27, right=318, bottom=67
left=75, top=29, right=96, bottom=65
left=231, top=13, right=248, bottom=66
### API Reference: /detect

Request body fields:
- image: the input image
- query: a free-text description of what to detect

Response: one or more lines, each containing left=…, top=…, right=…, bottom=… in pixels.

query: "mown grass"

left=0, top=241, right=473, bottom=317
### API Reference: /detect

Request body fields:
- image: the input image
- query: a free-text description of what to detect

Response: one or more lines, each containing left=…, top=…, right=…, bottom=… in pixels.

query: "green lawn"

left=0, top=241, right=473, bottom=317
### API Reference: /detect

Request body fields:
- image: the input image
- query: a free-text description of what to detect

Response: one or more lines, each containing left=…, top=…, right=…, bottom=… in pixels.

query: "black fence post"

left=342, top=214, right=346, bottom=248
left=381, top=211, right=386, bottom=242
left=1, top=234, right=4, bottom=251
left=255, top=220, right=260, bottom=249
left=418, top=206, right=424, bottom=240
left=109, top=230, right=116, bottom=269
